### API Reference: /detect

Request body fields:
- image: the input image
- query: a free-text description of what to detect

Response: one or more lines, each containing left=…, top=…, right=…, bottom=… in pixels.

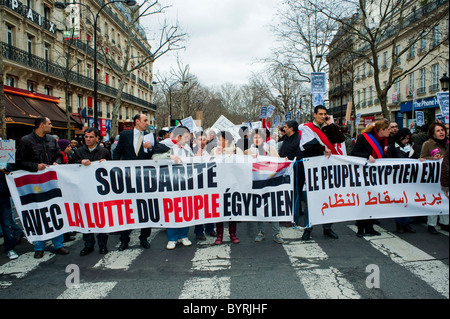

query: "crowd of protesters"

left=1, top=107, right=448, bottom=260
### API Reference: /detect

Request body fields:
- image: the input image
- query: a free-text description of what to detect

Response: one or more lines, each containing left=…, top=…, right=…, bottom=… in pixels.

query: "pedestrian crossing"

left=281, top=227, right=361, bottom=299
left=0, top=220, right=448, bottom=299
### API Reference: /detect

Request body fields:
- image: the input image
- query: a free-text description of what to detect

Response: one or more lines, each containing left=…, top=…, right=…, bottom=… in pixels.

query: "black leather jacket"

left=15, top=131, right=62, bottom=172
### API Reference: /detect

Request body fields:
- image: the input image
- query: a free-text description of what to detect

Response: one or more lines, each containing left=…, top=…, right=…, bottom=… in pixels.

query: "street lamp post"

left=440, top=73, right=449, bottom=92
left=55, top=0, right=137, bottom=129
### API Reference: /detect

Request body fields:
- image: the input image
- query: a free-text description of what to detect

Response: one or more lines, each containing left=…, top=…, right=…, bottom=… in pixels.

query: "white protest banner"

left=311, top=72, right=326, bottom=94
left=267, top=105, right=275, bottom=118
left=312, top=93, right=324, bottom=107
left=180, top=116, right=199, bottom=133
left=0, top=140, right=16, bottom=164
left=260, top=106, right=268, bottom=119
left=303, top=156, right=448, bottom=226
left=436, top=92, right=449, bottom=124
left=212, top=115, right=235, bottom=131
left=285, top=112, right=292, bottom=121
left=416, top=111, right=425, bottom=126
left=211, top=115, right=241, bottom=141
left=273, top=116, right=280, bottom=127
left=6, top=156, right=295, bottom=242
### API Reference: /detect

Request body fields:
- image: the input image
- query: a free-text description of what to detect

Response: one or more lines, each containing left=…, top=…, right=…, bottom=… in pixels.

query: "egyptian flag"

left=14, top=171, right=62, bottom=205
left=252, top=161, right=292, bottom=189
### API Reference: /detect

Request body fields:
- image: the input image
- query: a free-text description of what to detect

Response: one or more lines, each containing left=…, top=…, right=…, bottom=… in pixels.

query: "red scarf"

left=305, top=122, right=339, bottom=155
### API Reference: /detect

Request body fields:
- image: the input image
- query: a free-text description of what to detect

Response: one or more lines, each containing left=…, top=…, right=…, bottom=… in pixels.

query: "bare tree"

left=101, top=1, right=187, bottom=136
left=265, top=0, right=340, bottom=83
left=307, top=0, right=449, bottom=118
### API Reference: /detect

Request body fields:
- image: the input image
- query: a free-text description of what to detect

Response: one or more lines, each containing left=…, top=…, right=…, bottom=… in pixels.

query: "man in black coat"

left=15, top=116, right=68, bottom=259
left=298, top=106, right=344, bottom=240
left=112, top=114, right=154, bottom=251
left=72, top=127, right=112, bottom=255
left=15, top=116, right=63, bottom=172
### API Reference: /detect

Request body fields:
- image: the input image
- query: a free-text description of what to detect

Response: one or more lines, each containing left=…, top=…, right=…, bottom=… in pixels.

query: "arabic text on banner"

left=303, top=156, right=448, bottom=226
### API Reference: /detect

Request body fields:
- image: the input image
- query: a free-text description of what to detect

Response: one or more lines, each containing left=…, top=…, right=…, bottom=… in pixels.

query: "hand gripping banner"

left=6, top=156, right=295, bottom=242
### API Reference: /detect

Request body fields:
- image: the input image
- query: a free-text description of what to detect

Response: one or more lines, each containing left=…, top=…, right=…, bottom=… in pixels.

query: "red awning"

left=4, top=86, right=82, bottom=129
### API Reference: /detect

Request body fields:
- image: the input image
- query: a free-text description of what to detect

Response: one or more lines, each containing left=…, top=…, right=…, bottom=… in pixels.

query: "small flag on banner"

left=14, top=171, right=63, bottom=205
left=252, top=161, right=293, bottom=189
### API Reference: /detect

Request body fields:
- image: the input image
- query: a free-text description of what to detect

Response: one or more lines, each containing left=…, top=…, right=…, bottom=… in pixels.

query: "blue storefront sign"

left=400, top=96, right=440, bottom=112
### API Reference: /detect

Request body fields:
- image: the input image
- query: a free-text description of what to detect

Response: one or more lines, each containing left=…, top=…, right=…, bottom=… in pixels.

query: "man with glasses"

left=389, top=122, right=399, bottom=138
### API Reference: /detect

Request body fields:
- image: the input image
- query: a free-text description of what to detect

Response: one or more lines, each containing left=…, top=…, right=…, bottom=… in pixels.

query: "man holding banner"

left=113, top=114, right=154, bottom=251
left=15, top=116, right=68, bottom=259
left=72, top=127, right=112, bottom=255
left=299, top=105, right=345, bottom=240
left=153, top=126, right=194, bottom=249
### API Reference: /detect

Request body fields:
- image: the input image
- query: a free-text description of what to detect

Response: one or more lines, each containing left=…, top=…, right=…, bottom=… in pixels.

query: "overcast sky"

left=141, top=0, right=282, bottom=88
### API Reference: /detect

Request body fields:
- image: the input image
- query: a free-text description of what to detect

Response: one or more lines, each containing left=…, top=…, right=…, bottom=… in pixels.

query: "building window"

left=420, top=32, right=427, bottom=52
left=77, top=95, right=83, bottom=112
left=27, top=35, right=34, bottom=55
left=395, top=78, right=400, bottom=95
left=432, top=24, right=440, bottom=47
left=44, top=85, right=53, bottom=96
left=418, top=68, right=426, bottom=94
left=44, top=43, right=50, bottom=60
left=408, top=41, right=415, bottom=59
left=5, top=25, right=13, bottom=46
left=430, top=63, right=440, bottom=91
left=27, top=80, right=37, bottom=92
left=409, top=72, right=415, bottom=93
left=363, top=88, right=366, bottom=107
left=43, top=4, right=51, bottom=20
left=383, top=51, right=388, bottom=69
left=6, top=75, right=17, bottom=87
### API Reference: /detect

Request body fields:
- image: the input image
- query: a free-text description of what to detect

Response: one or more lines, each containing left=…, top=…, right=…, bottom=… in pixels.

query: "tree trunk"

left=110, top=79, right=126, bottom=137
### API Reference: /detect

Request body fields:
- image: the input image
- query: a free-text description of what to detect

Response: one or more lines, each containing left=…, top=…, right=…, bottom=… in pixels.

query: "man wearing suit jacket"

left=113, top=114, right=154, bottom=251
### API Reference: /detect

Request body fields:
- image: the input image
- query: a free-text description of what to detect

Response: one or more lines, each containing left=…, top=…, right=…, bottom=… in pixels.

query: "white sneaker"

left=166, top=241, right=177, bottom=250
left=7, top=250, right=19, bottom=260
left=179, top=237, right=192, bottom=246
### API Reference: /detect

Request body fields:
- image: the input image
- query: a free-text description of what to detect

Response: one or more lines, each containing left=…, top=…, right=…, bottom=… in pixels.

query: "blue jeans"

left=34, top=234, right=64, bottom=251
left=0, top=198, right=17, bottom=252
left=166, top=227, right=189, bottom=241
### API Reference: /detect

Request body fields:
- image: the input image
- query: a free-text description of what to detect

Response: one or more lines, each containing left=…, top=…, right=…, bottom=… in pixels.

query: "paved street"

left=0, top=217, right=448, bottom=302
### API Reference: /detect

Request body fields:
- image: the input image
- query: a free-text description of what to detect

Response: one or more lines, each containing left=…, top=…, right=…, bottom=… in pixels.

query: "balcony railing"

left=1, top=42, right=156, bottom=111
